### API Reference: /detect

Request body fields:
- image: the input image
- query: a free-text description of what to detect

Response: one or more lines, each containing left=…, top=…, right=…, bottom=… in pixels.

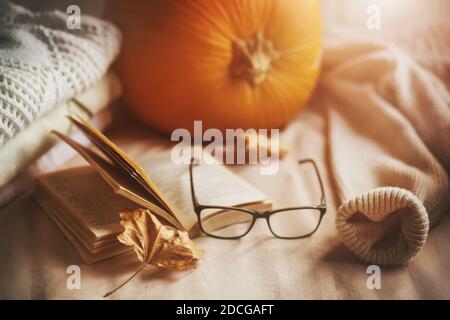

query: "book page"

left=36, top=167, right=140, bottom=239
left=51, top=120, right=271, bottom=233
left=67, top=115, right=173, bottom=213
left=52, top=131, right=181, bottom=227
left=141, top=151, right=270, bottom=231
left=36, top=193, right=122, bottom=252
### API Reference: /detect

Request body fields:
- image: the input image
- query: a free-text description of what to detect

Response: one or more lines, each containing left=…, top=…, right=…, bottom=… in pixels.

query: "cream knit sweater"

left=0, top=1, right=121, bottom=147
left=322, top=25, right=449, bottom=265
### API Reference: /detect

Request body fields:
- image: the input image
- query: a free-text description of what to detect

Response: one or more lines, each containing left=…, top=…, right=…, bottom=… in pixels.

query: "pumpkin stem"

left=231, top=31, right=279, bottom=87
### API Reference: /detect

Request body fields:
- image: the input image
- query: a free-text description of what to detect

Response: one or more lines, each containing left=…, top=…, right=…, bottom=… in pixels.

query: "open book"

left=34, top=115, right=271, bottom=263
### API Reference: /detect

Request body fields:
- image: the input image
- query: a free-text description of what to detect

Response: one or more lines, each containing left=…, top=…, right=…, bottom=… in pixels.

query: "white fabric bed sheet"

left=0, top=107, right=448, bottom=299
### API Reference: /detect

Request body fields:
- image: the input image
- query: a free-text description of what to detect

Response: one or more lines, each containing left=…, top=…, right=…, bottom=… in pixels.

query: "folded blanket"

left=0, top=1, right=121, bottom=147
left=321, top=24, right=450, bottom=265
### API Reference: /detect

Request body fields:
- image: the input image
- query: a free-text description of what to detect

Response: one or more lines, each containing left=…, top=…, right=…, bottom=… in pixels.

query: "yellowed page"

left=37, top=195, right=122, bottom=253
left=68, top=114, right=174, bottom=214
left=142, top=151, right=270, bottom=232
left=51, top=131, right=180, bottom=227
left=36, top=167, right=140, bottom=239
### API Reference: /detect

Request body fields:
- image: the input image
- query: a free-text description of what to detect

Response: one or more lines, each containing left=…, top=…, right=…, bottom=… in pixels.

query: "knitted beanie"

left=0, top=1, right=121, bottom=147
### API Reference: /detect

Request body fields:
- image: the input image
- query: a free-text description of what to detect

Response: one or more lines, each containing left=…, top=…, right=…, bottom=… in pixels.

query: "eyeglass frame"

left=189, top=158, right=327, bottom=240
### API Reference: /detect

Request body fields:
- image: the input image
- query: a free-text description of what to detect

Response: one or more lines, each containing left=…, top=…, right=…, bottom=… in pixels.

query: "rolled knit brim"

left=336, top=187, right=430, bottom=266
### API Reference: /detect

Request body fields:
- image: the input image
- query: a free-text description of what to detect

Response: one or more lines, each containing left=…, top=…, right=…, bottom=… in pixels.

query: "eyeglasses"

left=189, top=158, right=327, bottom=239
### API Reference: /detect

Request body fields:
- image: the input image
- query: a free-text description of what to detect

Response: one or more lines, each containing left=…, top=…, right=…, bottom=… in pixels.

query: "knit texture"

left=0, top=1, right=121, bottom=147
left=322, top=24, right=450, bottom=265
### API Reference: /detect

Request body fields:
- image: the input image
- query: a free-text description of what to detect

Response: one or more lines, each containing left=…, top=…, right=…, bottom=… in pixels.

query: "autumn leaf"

left=244, top=132, right=289, bottom=159
left=104, top=208, right=204, bottom=297
left=118, top=208, right=204, bottom=269
left=213, top=132, right=289, bottom=164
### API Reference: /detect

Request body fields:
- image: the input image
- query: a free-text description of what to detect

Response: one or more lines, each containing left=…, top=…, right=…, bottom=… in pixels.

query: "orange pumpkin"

left=107, top=0, right=322, bottom=133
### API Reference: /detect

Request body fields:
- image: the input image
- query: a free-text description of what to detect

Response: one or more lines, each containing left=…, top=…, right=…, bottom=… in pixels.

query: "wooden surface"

left=0, top=108, right=449, bottom=299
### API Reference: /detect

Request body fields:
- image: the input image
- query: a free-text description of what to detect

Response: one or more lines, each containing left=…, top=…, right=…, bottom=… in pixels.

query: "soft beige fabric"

left=322, top=26, right=450, bottom=265
left=1, top=106, right=450, bottom=299
left=0, top=72, right=121, bottom=192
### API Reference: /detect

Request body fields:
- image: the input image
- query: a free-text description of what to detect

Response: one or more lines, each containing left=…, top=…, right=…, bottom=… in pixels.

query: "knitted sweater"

left=0, top=1, right=121, bottom=147
left=321, top=24, right=450, bottom=265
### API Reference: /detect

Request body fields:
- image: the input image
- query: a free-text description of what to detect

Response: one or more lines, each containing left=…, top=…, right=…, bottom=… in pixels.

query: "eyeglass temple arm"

left=298, top=159, right=326, bottom=206
left=189, top=158, right=200, bottom=207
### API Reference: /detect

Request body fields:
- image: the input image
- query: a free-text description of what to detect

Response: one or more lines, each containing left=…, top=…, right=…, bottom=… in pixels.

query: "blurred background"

left=11, top=0, right=450, bottom=32
left=320, top=0, right=449, bottom=30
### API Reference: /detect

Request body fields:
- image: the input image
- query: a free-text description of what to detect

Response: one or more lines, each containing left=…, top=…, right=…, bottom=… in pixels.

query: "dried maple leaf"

left=117, top=208, right=204, bottom=269
left=104, top=208, right=204, bottom=297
